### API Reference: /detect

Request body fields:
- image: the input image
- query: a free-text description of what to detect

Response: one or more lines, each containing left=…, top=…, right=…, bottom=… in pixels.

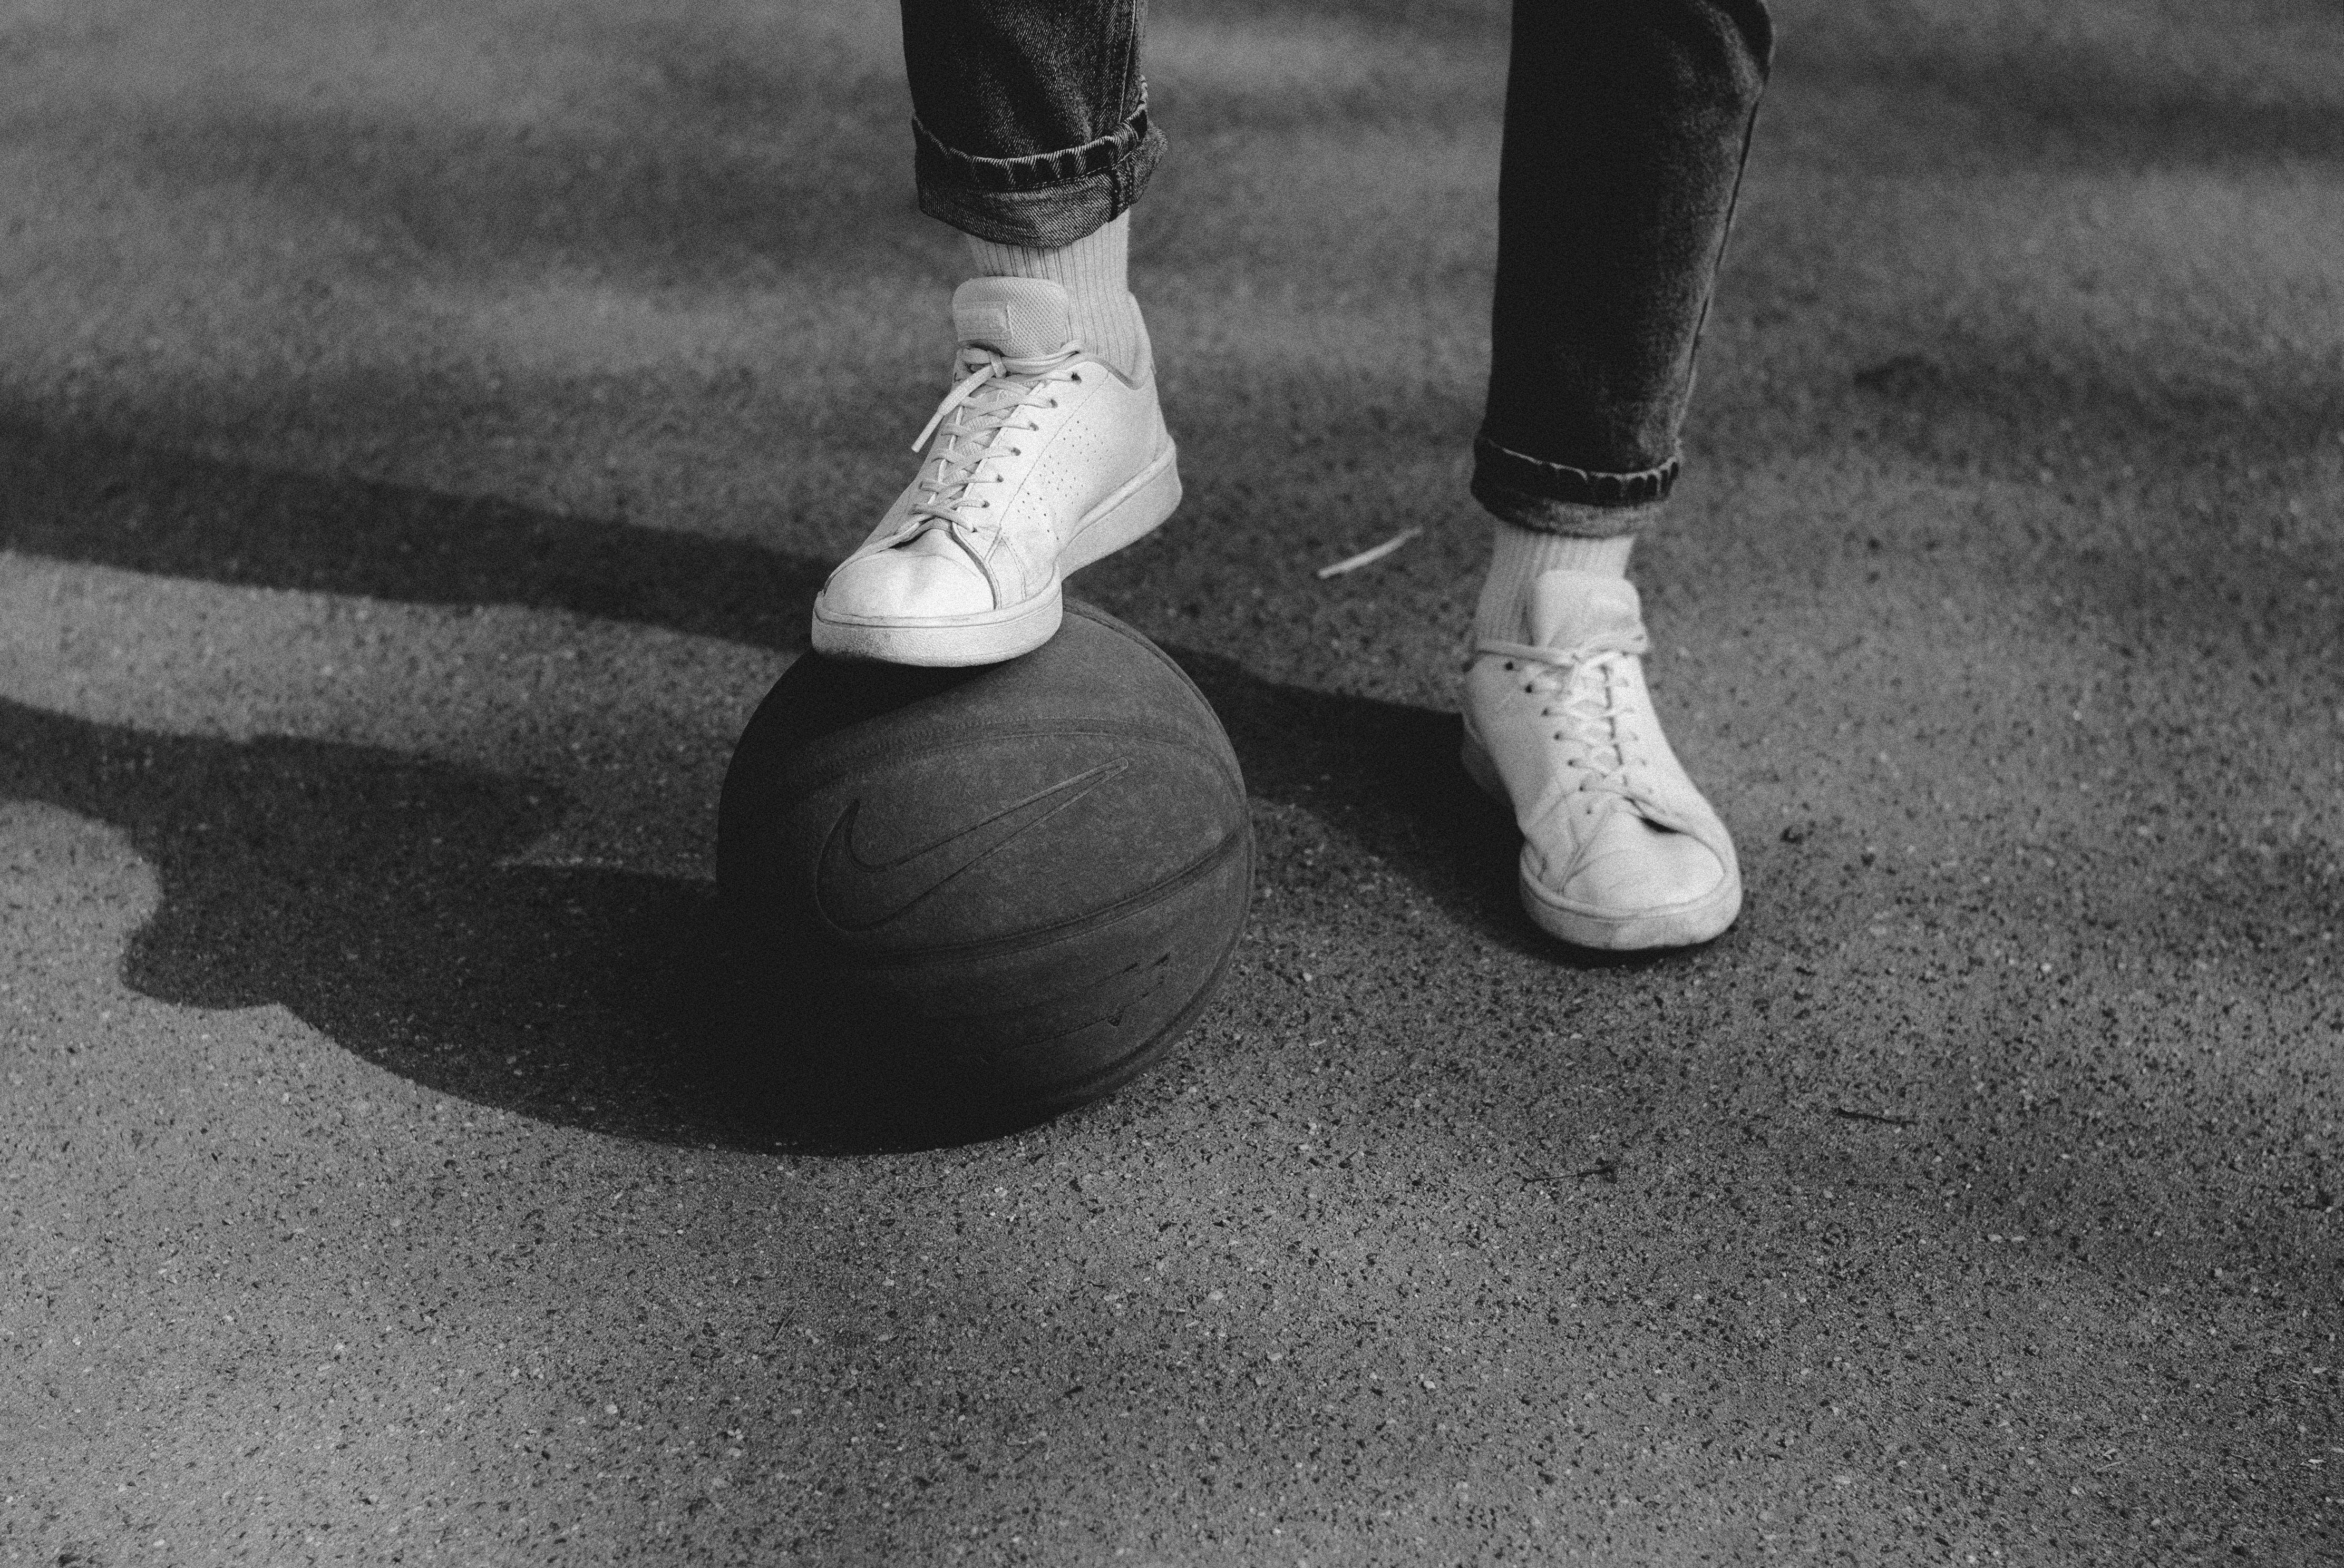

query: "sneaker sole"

left=1459, top=727, right=1743, bottom=952
left=810, top=444, right=1181, bottom=667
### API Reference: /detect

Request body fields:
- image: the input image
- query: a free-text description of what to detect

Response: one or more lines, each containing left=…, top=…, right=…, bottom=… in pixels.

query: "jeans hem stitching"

left=1473, top=434, right=1679, bottom=513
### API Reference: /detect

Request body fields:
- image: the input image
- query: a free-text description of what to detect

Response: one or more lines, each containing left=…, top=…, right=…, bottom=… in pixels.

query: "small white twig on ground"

left=1315, top=527, right=1423, bottom=579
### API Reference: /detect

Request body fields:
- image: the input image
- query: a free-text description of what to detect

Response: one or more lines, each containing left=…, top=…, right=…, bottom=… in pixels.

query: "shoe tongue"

left=1525, top=570, right=1644, bottom=650
left=952, top=277, right=1077, bottom=358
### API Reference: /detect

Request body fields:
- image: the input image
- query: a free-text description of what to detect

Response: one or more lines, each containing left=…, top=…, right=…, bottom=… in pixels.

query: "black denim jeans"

left=899, top=0, right=1771, bottom=531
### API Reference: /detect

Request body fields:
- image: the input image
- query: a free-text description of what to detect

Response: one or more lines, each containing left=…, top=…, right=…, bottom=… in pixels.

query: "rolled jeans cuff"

left=914, top=94, right=1166, bottom=249
left=1470, top=433, right=1678, bottom=535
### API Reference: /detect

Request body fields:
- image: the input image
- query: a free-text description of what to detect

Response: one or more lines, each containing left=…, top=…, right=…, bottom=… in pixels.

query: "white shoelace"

left=889, top=342, right=1085, bottom=574
left=1475, top=629, right=1655, bottom=806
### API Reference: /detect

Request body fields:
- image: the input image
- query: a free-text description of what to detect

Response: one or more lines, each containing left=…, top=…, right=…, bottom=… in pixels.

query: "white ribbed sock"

left=1472, top=517, right=1643, bottom=644
left=965, top=211, right=1148, bottom=382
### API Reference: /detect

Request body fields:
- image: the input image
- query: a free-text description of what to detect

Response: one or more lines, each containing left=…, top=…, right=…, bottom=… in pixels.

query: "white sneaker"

left=1460, top=570, right=1742, bottom=950
left=810, top=277, right=1181, bottom=665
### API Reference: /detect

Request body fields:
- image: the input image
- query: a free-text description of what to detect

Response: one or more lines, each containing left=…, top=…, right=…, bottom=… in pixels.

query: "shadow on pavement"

left=0, top=684, right=1529, bottom=1154
left=0, top=422, right=1572, bottom=1148
left=0, top=415, right=823, bottom=650
left=0, top=700, right=734, bottom=1129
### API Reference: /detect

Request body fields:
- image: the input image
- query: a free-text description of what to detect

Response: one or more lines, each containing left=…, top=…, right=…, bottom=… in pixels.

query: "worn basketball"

left=716, top=599, right=1252, bottom=1119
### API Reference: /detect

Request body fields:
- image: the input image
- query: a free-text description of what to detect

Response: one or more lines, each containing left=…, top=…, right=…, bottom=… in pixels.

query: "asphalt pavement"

left=3, top=1, right=2340, bottom=1563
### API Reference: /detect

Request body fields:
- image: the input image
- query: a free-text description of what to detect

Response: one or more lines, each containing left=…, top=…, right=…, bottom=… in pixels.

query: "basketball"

left=716, top=599, right=1253, bottom=1122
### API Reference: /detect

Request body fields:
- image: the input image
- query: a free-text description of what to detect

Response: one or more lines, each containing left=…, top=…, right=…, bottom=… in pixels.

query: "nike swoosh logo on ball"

left=815, top=758, right=1132, bottom=932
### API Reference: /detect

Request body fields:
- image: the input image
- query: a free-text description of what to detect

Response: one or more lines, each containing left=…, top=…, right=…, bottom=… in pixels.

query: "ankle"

left=965, top=212, right=1147, bottom=381
left=1472, top=520, right=1641, bottom=643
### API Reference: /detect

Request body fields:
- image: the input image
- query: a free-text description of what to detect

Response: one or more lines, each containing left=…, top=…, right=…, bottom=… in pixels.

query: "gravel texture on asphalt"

left=3, top=1, right=2340, bottom=1564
